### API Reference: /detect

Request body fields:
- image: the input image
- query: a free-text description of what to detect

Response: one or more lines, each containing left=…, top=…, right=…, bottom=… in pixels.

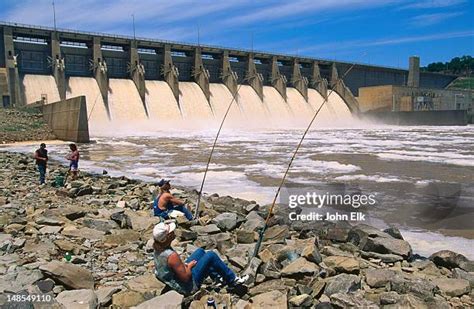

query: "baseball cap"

left=153, top=222, right=176, bottom=242
left=157, top=179, right=170, bottom=187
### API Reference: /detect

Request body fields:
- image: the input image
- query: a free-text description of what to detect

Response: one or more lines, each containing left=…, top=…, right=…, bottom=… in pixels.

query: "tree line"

left=421, top=55, right=473, bottom=76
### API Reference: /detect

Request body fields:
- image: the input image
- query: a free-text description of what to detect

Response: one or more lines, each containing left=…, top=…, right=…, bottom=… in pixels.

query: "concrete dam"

left=0, top=22, right=458, bottom=133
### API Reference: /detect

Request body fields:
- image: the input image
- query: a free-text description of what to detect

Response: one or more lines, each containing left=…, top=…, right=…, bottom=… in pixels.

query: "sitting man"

left=153, top=179, right=193, bottom=220
left=152, top=222, right=247, bottom=295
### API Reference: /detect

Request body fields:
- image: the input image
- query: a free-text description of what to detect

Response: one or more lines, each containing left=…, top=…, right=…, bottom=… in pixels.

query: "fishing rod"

left=252, top=63, right=357, bottom=258
left=87, top=91, right=102, bottom=122
left=194, top=80, right=245, bottom=219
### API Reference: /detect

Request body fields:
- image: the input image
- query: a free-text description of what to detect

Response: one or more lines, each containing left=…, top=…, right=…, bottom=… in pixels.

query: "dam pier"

left=1, top=21, right=471, bottom=137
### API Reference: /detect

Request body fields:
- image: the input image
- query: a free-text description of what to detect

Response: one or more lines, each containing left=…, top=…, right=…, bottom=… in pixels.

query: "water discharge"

left=21, top=75, right=352, bottom=132
left=66, top=77, right=109, bottom=132
left=22, top=74, right=60, bottom=105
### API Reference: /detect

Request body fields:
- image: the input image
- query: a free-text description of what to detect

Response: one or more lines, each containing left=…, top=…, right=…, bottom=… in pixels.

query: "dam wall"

left=35, top=95, right=90, bottom=142
left=0, top=22, right=458, bottom=111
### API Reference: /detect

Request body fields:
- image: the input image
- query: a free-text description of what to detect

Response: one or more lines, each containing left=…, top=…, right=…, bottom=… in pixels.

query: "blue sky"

left=0, top=0, right=472, bottom=68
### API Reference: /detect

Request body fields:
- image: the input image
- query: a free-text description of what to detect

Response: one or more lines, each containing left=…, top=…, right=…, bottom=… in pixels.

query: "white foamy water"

left=13, top=75, right=474, bottom=258
left=22, top=74, right=60, bottom=104
left=67, top=77, right=109, bottom=131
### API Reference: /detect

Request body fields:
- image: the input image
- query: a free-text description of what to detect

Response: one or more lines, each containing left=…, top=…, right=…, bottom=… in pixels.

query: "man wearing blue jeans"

left=152, top=222, right=247, bottom=296
left=34, top=143, right=48, bottom=185
left=153, top=179, right=193, bottom=220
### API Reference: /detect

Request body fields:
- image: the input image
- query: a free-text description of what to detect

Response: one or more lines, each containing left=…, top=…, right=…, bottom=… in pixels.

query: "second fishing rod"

left=251, top=63, right=357, bottom=259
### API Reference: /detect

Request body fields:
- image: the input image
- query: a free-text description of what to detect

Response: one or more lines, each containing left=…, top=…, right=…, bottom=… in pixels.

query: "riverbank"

left=0, top=108, right=56, bottom=144
left=0, top=150, right=473, bottom=308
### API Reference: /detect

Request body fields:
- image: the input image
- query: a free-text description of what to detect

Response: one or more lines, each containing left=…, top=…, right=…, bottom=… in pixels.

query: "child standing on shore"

left=66, top=143, right=80, bottom=180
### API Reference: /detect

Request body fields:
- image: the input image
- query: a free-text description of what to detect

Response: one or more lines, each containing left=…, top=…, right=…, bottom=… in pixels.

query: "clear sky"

left=0, top=0, right=472, bottom=68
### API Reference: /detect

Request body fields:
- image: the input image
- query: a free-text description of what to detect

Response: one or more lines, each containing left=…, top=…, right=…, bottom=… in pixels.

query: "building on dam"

left=0, top=21, right=470, bottom=125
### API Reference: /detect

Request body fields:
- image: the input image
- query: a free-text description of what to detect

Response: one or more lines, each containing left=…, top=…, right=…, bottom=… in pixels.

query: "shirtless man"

left=153, top=179, right=193, bottom=220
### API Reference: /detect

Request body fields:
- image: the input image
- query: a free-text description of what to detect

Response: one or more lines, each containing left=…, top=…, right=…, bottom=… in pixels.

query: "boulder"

left=134, top=290, right=183, bottom=309
left=61, top=227, right=105, bottom=240
left=289, top=294, right=312, bottom=307
left=389, top=277, right=436, bottom=299
left=263, top=225, right=289, bottom=242
left=95, top=286, right=121, bottom=307
left=281, top=257, right=319, bottom=278
left=56, top=289, right=97, bottom=309
left=0, top=269, right=43, bottom=293
left=212, top=212, right=238, bottom=231
left=39, top=261, right=94, bottom=290
left=432, top=278, right=470, bottom=297
left=430, top=250, right=474, bottom=271
left=301, top=243, right=322, bottom=264
left=324, top=274, right=360, bottom=296
left=125, top=274, right=166, bottom=297
left=362, top=236, right=412, bottom=258
left=250, top=290, right=288, bottom=309
left=330, top=292, right=378, bottom=308
left=324, top=256, right=360, bottom=274
left=112, top=290, right=145, bottom=308
left=384, top=227, right=404, bottom=239
left=452, top=268, right=474, bottom=288
left=236, top=229, right=255, bottom=243
left=81, top=218, right=119, bottom=232
left=365, top=269, right=400, bottom=288
left=190, top=224, right=221, bottom=235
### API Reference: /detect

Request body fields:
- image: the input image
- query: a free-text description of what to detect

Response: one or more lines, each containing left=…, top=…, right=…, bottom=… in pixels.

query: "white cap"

left=153, top=222, right=176, bottom=242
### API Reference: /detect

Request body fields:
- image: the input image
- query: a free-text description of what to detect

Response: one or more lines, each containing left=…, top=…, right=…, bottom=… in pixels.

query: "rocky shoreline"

left=0, top=108, right=56, bottom=144
left=0, top=150, right=473, bottom=308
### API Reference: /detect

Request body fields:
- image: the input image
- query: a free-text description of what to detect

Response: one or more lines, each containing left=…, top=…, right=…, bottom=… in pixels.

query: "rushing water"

left=4, top=125, right=474, bottom=258
left=13, top=75, right=474, bottom=258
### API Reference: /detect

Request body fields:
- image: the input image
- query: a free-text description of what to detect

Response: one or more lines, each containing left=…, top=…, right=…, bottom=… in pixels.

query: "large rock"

left=61, top=226, right=105, bottom=240
left=432, top=278, right=470, bottom=297
left=0, top=269, right=43, bottom=293
left=39, top=261, right=94, bottom=290
left=134, top=290, right=183, bottom=309
left=430, top=250, right=474, bottom=271
left=263, top=225, right=289, bottom=242
left=365, top=269, right=400, bottom=288
left=56, top=289, right=97, bottom=309
left=190, top=224, right=221, bottom=235
left=389, top=277, right=436, bottom=299
left=281, top=257, right=319, bottom=278
left=241, top=257, right=262, bottom=285
left=330, top=292, right=378, bottom=308
left=212, top=212, right=238, bottom=231
left=362, top=236, right=412, bottom=258
left=250, top=290, right=288, bottom=309
left=324, top=274, right=361, bottom=296
left=324, top=256, right=360, bottom=274
left=112, top=290, right=145, bottom=308
left=452, top=268, right=474, bottom=288
left=125, top=274, right=166, bottom=297
left=301, top=243, right=322, bottom=264
left=242, top=211, right=265, bottom=231
left=81, top=218, right=119, bottom=232
left=95, top=286, right=121, bottom=307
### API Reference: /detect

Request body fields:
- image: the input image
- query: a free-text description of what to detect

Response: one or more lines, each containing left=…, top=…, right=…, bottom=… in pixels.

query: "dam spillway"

left=19, top=73, right=352, bottom=133
left=1, top=21, right=457, bottom=122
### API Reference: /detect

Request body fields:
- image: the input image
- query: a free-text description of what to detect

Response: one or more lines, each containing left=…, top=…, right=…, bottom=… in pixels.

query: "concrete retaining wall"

left=40, top=96, right=89, bottom=142
left=363, top=110, right=468, bottom=126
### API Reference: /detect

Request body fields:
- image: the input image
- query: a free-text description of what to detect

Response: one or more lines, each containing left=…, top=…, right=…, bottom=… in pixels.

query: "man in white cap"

left=152, top=222, right=247, bottom=295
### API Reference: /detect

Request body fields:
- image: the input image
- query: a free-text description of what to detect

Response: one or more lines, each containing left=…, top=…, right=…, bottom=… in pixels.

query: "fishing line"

left=252, top=63, right=357, bottom=258
left=194, top=81, right=244, bottom=219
